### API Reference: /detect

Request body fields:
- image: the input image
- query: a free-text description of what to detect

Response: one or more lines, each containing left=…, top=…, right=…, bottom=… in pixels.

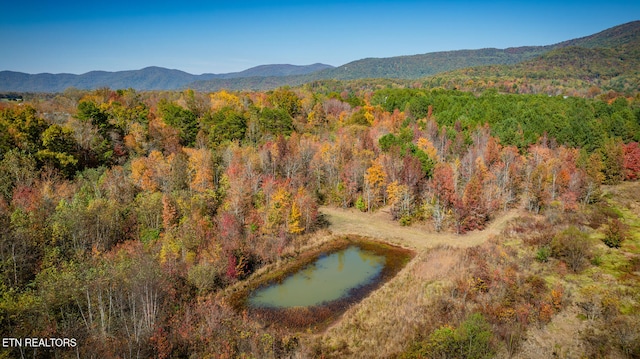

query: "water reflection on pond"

left=248, top=245, right=385, bottom=308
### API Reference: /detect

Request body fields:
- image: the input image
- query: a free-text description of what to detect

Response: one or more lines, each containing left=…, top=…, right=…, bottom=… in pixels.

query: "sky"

left=1, top=0, right=639, bottom=75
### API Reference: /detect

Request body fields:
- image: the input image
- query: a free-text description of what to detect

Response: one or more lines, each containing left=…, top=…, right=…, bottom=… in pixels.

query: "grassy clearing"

left=513, top=183, right=640, bottom=359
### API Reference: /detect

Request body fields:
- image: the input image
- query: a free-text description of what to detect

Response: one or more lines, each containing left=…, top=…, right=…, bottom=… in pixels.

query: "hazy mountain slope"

left=214, top=63, right=334, bottom=79
left=311, top=47, right=550, bottom=81
left=0, top=64, right=333, bottom=92
left=0, top=67, right=212, bottom=92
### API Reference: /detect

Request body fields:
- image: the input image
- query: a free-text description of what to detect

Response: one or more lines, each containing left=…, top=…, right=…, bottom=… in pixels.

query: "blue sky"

left=1, top=0, right=638, bottom=74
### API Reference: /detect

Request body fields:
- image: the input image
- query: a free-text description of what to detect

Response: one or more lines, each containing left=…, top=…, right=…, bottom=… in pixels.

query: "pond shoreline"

left=225, top=235, right=415, bottom=332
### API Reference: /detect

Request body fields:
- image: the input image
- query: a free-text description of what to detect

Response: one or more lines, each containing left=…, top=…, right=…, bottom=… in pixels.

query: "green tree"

left=205, top=107, right=247, bottom=146
left=0, top=105, right=48, bottom=155
left=408, top=145, right=435, bottom=179
left=258, top=107, right=293, bottom=137
left=267, top=87, right=301, bottom=118
left=602, top=218, right=629, bottom=248
left=36, top=124, right=79, bottom=177
left=3, top=208, right=46, bottom=287
left=378, top=133, right=398, bottom=152
left=457, top=312, right=494, bottom=358
left=134, top=192, right=163, bottom=242
left=407, top=95, right=431, bottom=120
left=108, top=89, right=150, bottom=129
left=76, top=100, right=109, bottom=131
left=158, top=100, right=198, bottom=146
left=76, top=100, right=119, bottom=165
left=0, top=117, right=11, bottom=159
left=601, top=137, right=625, bottom=185
left=348, top=108, right=372, bottom=126
left=0, top=150, right=37, bottom=201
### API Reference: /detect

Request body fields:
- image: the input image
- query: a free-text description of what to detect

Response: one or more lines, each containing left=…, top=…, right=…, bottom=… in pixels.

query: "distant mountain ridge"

left=186, top=47, right=552, bottom=92
left=190, top=21, right=640, bottom=91
left=213, top=63, right=334, bottom=79
left=0, top=63, right=334, bottom=92
left=189, top=21, right=640, bottom=92
left=0, top=67, right=210, bottom=92
left=1, top=21, right=638, bottom=93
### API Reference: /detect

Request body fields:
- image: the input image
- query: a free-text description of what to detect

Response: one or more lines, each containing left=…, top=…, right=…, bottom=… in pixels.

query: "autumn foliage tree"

left=364, top=159, right=387, bottom=212
left=429, top=162, right=457, bottom=232
left=462, top=160, right=488, bottom=232
left=623, top=141, right=640, bottom=180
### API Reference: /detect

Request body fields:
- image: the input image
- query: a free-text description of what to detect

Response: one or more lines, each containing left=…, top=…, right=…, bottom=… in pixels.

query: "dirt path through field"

left=320, top=206, right=521, bottom=250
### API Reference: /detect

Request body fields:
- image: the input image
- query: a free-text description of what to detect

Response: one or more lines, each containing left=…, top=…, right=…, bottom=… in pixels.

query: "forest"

left=1, top=84, right=639, bottom=358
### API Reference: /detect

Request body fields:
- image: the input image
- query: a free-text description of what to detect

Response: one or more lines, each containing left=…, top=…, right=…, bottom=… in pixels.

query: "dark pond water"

left=248, top=245, right=386, bottom=308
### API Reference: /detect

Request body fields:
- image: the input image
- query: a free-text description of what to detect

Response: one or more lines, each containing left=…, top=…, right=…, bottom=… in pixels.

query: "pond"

left=248, top=245, right=386, bottom=308
left=229, top=236, right=414, bottom=331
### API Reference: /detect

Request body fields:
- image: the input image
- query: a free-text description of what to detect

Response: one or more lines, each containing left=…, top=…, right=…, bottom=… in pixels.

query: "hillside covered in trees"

left=1, top=79, right=639, bottom=357
left=425, top=36, right=640, bottom=96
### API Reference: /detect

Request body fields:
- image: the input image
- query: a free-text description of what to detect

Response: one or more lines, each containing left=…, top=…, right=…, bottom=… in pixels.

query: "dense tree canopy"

left=0, top=84, right=638, bottom=358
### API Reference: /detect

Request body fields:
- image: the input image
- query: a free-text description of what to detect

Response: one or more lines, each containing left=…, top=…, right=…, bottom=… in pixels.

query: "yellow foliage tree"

left=365, top=161, right=386, bottom=189
left=130, top=150, right=169, bottom=192
left=210, top=90, right=243, bottom=112
left=265, top=187, right=290, bottom=234
left=183, top=148, right=214, bottom=193
left=386, top=181, right=407, bottom=207
left=307, top=102, right=326, bottom=127
left=417, top=137, right=438, bottom=160
left=364, top=106, right=375, bottom=125
left=288, top=201, right=304, bottom=234
left=364, top=160, right=387, bottom=211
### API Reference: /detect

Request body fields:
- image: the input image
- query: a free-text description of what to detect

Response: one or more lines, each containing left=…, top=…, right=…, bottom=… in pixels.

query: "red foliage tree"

left=623, top=141, right=640, bottom=180
left=226, top=253, right=237, bottom=280
left=431, top=162, right=457, bottom=208
left=162, top=194, right=178, bottom=231
left=218, top=212, right=243, bottom=251
left=430, top=162, right=458, bottom=232
left=462, top=169, right=488, bottom=232
left=11, top=184, right=41, bottom=213
left=401, top=154, right=424, bottom=195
